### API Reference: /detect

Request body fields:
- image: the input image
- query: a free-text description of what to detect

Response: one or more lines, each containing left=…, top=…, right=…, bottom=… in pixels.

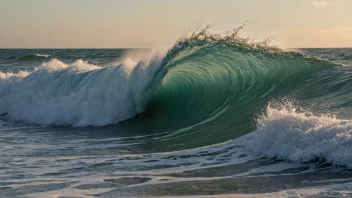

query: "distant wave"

left=35, top=53, right=50, bottom=58
left=18, top=54, right=50, bottom=61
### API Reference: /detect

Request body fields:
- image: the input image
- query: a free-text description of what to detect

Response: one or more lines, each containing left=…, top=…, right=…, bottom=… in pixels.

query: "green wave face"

left=131, top=36, right=338, bottom=151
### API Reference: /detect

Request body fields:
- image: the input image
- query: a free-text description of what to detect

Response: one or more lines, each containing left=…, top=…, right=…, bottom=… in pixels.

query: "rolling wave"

left=0, top=29, right=338, bottom=127
left=0, top=56, right=162, bottom=126
left=1, top=28, right=352, bottom=167
left=17, top=54, right=50, bottom=61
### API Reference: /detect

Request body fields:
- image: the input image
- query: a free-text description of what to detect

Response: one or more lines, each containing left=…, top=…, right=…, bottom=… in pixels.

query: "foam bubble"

left=245, top=104, right=352, bottom=167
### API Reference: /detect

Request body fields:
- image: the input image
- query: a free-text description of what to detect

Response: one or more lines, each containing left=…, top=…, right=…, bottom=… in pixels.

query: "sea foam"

left=244, top=104, right=352, bottom=167
left=0, top=55, right=163, bottom=126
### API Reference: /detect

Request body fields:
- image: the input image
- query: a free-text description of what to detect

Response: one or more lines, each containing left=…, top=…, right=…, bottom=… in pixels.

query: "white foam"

left=35, top=54, right=50, bottom=58
left=244, top=104, right=352, bottom=168
left=40, top=58, right=100, bottom=71
left=0, top=70, right=30, bottom=79
left=0, top=55, right=163, bottom=126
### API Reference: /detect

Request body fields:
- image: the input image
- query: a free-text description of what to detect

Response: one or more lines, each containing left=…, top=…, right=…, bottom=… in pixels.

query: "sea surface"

left=1, top=32, right=352, bottom=197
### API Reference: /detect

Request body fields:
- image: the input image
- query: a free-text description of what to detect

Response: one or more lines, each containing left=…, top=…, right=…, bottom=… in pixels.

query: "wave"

left=35, top=54, right=50, bottom=58
left=243, top=104, right=352, bottom=168
left=17, top=54, right=50, bottom=61
left=0, top=56, right=163, bottom=126
left=0, top=28, right=338, bottom=127
left=1, top=27, right=351, bottom=166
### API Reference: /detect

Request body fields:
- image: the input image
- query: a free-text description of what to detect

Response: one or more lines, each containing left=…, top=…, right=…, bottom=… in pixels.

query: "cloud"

left=312, top=0, right=342, bottom=7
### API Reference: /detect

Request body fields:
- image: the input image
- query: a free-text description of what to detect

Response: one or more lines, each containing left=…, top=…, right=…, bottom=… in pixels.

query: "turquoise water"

left=1, top=32, right=352, bottom=197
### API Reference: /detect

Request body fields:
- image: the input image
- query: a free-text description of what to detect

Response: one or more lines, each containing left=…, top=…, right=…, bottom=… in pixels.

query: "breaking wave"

left=1, top=28, right=352, bottom=167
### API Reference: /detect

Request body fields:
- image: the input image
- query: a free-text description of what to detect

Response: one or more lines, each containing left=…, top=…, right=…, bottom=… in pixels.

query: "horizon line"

left=1, top=47, right=352, bottom=49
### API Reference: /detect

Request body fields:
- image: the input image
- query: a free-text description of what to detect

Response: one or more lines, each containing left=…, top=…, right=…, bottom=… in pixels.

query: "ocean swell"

left=0, top=29, right=337, bottom=128
left=1, top=28, right=352, bottom=168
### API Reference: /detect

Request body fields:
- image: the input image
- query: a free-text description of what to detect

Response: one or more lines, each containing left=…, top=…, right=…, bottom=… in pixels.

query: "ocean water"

left=1, top=31, right=352, bottom=197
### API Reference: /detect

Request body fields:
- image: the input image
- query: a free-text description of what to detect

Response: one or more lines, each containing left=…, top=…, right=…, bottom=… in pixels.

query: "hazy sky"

left=1, top=0, right=351, bottom=48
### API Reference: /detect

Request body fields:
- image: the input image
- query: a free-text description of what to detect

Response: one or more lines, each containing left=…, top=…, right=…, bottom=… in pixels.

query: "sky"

left=0, top=0, right=351, bottom=48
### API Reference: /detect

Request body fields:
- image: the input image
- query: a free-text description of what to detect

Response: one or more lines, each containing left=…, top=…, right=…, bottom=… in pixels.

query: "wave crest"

left=245, top=104, right=352, bottom=167
left=0, top=56, right=163, bottom=126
